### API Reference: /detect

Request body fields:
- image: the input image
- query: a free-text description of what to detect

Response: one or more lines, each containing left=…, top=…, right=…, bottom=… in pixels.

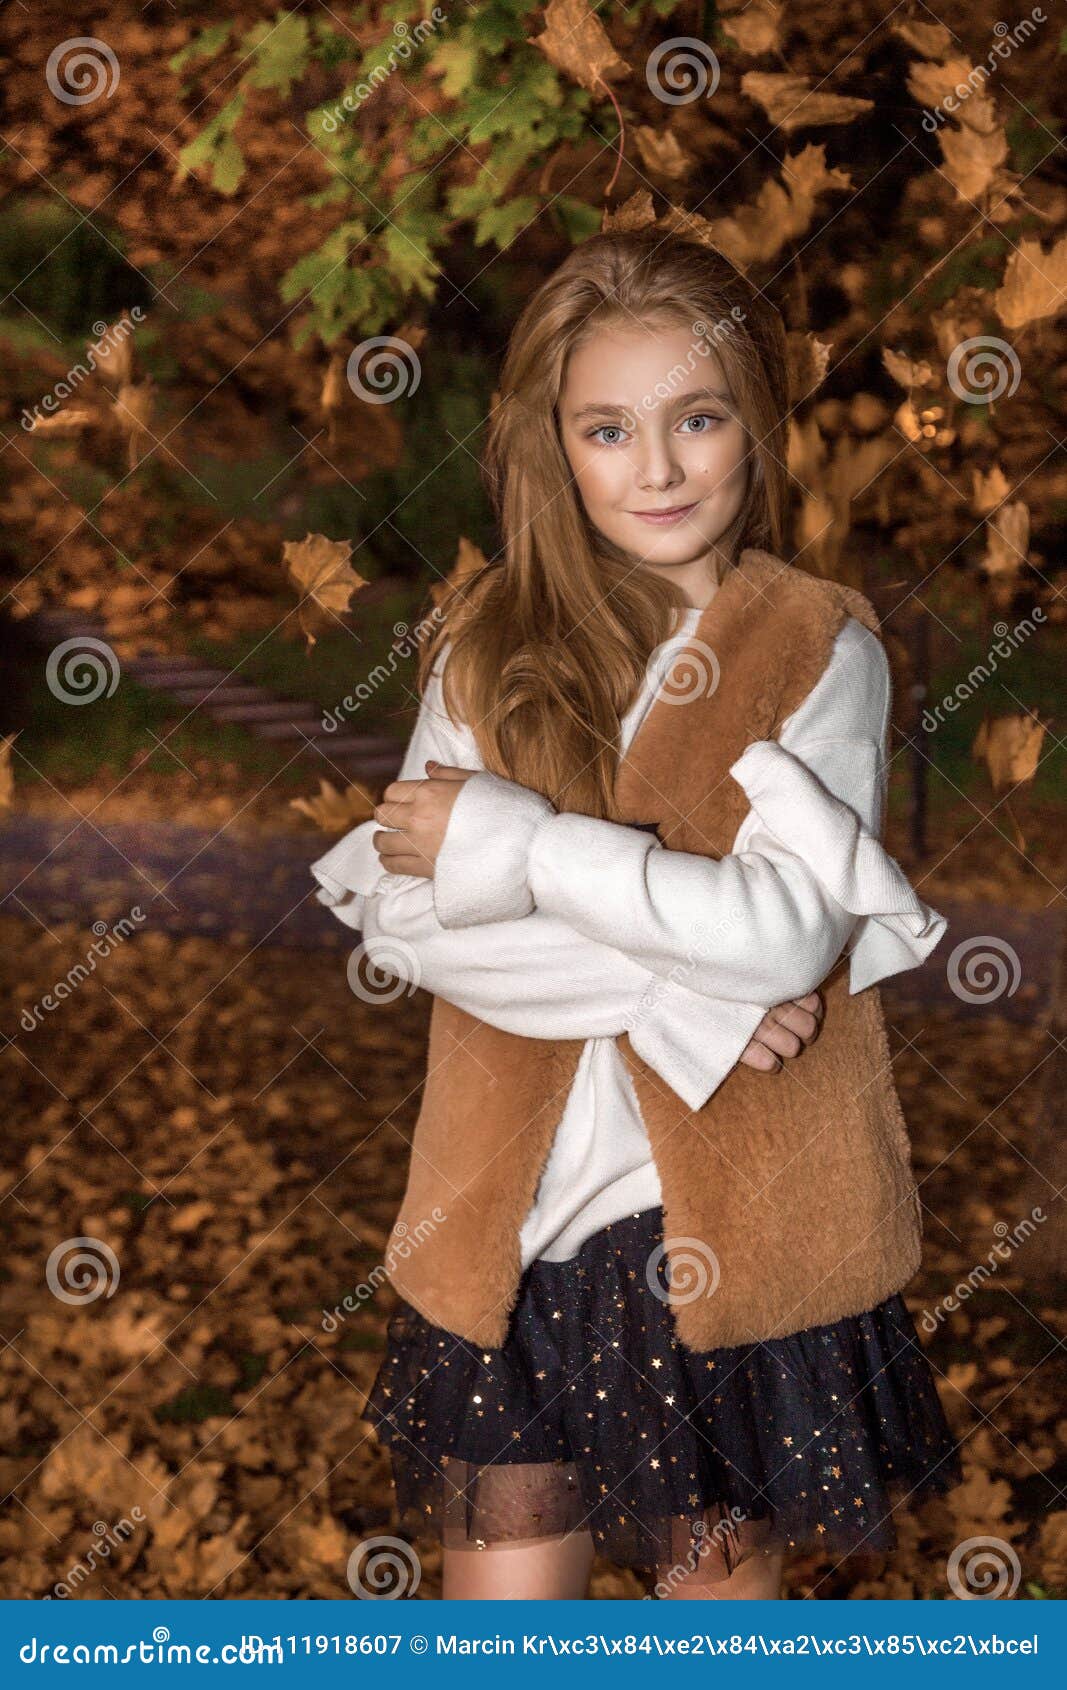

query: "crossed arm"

left=313, top=618, right=948, bottom=1110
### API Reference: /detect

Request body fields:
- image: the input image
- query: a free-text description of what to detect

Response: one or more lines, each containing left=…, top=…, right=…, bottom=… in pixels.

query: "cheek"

left=573, top=451, right=628, bottom=508
left=686, top=430, right=748, bottom=488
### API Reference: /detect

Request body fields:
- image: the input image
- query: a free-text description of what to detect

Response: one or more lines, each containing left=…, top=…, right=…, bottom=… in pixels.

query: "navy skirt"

left=364, top=1206, right=961, bottom=1583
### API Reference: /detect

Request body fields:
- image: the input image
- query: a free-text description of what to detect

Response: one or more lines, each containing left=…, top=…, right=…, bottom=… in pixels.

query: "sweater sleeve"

left=429, top=619, right=948, bottom=1003
left=309, top=645, right=771, bottom=1108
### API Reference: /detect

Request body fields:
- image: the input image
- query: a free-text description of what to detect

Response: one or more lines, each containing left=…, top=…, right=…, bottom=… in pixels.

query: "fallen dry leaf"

left=289, top=777, right=377, bottom=832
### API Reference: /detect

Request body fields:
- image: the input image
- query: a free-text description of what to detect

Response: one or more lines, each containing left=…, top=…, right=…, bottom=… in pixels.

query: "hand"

left=738, top=991, right=823, bottom=1072
left=372, top=760, right=477, bottom=878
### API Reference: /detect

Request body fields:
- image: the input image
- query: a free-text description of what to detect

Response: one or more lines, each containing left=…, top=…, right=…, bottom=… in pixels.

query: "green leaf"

left=169, top=23, right=232, bottom=75
left=244, top=11, right=312, bottom=95
left=475, top=195, right=539, bottom=247
left=432, top=39, right=481, bottom=99
left=175, top=92, right=248, bottom=195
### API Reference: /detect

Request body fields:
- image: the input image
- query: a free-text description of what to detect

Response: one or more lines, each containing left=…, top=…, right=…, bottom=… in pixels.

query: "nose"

left=634, top=432, right=684, bottom=491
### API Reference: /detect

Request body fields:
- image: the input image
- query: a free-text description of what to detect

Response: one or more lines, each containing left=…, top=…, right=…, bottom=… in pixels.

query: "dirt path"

left=1, top=813, right=1062, bottom=1019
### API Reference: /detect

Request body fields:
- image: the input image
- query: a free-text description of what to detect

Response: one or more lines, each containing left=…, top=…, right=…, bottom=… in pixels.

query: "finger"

left=375, top=836, right=434, bottom=876
left=380, top=854, right=433, bottom=878
left=738, top=1040, right=781, bottom=1072
left=374, top=796, right=415, bottom=826
left=423, top=762, right=472, bottom=780
left=379, top=779, right=429, bottom=803
left=764, top=1002, right=819, bottom=1045
left=752, top=1019, right=803, bottom=1061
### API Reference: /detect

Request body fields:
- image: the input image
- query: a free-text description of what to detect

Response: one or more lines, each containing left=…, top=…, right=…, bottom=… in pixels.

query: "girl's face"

left=557, top=321, right=751, bottom=598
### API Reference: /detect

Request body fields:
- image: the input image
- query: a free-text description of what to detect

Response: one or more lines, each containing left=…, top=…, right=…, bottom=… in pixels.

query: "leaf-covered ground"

left=0, top=914, right=1062, bottom=1600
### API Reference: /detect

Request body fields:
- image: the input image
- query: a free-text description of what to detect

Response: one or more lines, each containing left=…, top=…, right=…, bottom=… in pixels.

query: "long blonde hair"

left=418, top=230, right=791, bottom=817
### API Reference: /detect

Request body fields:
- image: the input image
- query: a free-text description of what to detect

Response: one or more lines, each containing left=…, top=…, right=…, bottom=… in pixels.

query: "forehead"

left=560, top=322, right=731, bottom=414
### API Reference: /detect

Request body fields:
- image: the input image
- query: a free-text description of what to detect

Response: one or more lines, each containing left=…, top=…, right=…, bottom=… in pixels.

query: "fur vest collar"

left=383, top=548, right=922, bottom=1353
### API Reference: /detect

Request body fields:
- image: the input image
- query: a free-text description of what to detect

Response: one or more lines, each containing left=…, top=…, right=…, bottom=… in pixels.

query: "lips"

left=629, top=501, right=699, bottom=524
left=633, top=504, right=694, bottom=515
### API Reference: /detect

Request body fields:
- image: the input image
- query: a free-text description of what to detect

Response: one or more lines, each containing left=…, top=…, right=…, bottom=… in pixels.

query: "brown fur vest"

left=382, top=548, right=922, bottom=1353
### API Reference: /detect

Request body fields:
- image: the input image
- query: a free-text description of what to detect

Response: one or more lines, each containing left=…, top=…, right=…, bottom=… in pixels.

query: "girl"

left=312, top=231, right=962, bottom=1601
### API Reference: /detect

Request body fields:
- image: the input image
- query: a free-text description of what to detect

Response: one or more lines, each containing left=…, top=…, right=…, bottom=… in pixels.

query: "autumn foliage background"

left=0, top=0, right=1065, bottom=1599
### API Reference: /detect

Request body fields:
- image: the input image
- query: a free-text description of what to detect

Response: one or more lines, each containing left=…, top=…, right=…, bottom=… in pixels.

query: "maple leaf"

left=282, top=533, right=368, bottom=647
left=532, top=0, right=628, bottom=95
left=741, top=72, right=873, bottom=133
left=994, top=233, right=1067, bottom=330
left=289, top=777, right=377, bottom=833
left=970, top=465, right=1011, bottom=515
left=787, top=331, right=833, bottom=407
left=882, top=347, right=936, bottom=389
left=633, top=127, right=690, bottom=182
left=892, top=18, right=955, bottom=58
left=670, top=144, right=852, bottom=270
left=719, top=0, right=782, bottom=56
left=981, top=501, right=1030, bottom=577
left=972, top=714, right=1046, bottom=791
left=602, top=189, right=657, bottom=234
left=939, top=122, right=1011, bottom=203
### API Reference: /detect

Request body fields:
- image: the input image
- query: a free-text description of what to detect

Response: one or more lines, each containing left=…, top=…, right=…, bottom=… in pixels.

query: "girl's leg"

left=657, top=1549, right=784, bottom=1600
left=442, top=1529, right=595, bottom=1600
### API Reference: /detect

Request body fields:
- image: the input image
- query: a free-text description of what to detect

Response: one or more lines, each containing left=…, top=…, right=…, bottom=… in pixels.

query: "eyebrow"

left=568, top=386, right=733, bottom=422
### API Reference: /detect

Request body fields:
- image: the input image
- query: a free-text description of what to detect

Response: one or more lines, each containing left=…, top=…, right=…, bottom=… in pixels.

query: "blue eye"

left=588, top=413, right=724, bottom=445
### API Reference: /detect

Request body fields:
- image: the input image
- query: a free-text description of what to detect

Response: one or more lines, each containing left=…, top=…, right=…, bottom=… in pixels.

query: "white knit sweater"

left=311, top=608, right=947, bottom=1267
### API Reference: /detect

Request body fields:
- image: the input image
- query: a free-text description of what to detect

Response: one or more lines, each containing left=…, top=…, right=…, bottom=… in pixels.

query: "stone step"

left=165, top=685, right=270, bottom=706
left=134, top=668, right=235, bottom=690
left=209, top=700, right=322, bottom=724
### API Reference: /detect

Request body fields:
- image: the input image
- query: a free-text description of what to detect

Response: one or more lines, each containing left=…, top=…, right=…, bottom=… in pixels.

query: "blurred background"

left=0, top=0, right=1064, bottom=1600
